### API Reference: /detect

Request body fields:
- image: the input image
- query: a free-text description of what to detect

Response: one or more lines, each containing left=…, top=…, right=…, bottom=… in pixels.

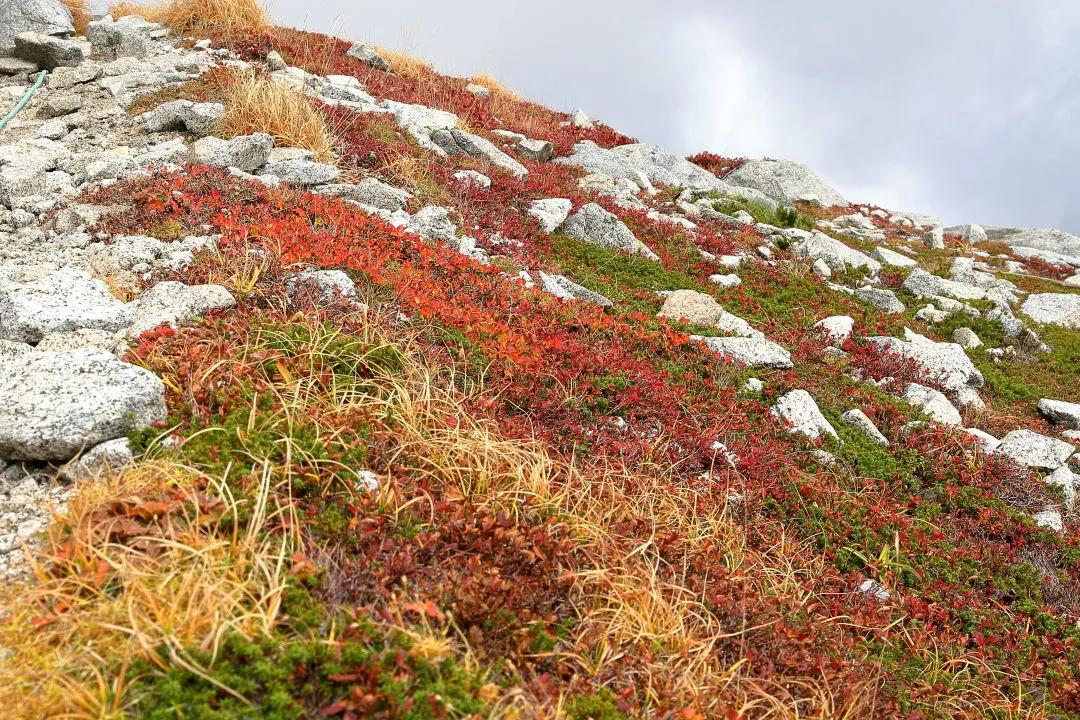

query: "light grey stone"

left=1038, top=399, right=1080, bottom=430
left=854, top=287, right=906, bottom=314
left=1033, top=509, right=1064, bottom=533
left=316, top=178, right=412, bottom=212
left=516, top=138, right=554, bottom=163
left=380, top=100, right=458, bottom=153
left=903, top=383, right=962, bottom=426
left=871, top=246, right=918, bottom=268
left=37, top=93, right=82, bottom=119
left=409, top=205, right=459, bottom=243
left=915, top=305, right=951, bottom=323
left=127, top=282, right=236, bottom=338
left=60, top=437, right=134, bottom=481
left=743, top=378, right=765, bottom=393
left=558, top=203, right=658, bottom=260
left=144, top=100, right=224, bottom=136
left=842, top=409, right=889, bottom=446
left=257, top=159, right=339, bottom=186
left=47, top=63, right=101, bottom=88
left=188, top=133, right=273, bottom=172
left=571, top=108, right=594, bottom=128
left=430, top=129, right=528, bottom=177
left=724, top=159, right=848, bottom=207
left=464, top=83, right=489, bottom=98
left=0, top=268, right=130, bottom=344
left=0, top=348, right=165, bottom=461
left=0, top=0, right=73, bottom=55
left=770, top=389, right=838, bottom=440
left=527, top=198, right=573, bottom=233
left=792, top=231, right=880, bottom=273
left=902, top=268, right=986, bottom=301
left=13, top=31, right=83, bottom=69
left=857, top=579, right=891, bottom=601
left=867, top=329, right=983, bottom=392
left=952, top=327, right=983, bottom=349
left=921, top=226, right=944, bottom=249
left=0, top=56, right=39, bottom=75
left=982, top=227, right=1080, bottom=265
left=957, top=223, right=987, bottom=245
left=345, top=41, right=389, bottom=71
left=1020, top=293, right=1080, bottom=329
left=537, top=271, right=612, bottom=308
left=285, top=269, right=357, bottom=302
left=658, top=290, right=762, bottom=338
left=708, top=274, right=742, bottom=289
left=814, top=315, right=854, bottom=346
left=964, top=427, right=1001, bottom=452
left=86, top=16, right=151, bottom=60
left=1045, top=465, right=1077, bottom=508
left=995, top=429, right=1075, bottom=471
left=265, top=50, right=285, bottom=71
left=36, top=328, right=119, bottom=352
left=694, top=335, right=793, bottom=369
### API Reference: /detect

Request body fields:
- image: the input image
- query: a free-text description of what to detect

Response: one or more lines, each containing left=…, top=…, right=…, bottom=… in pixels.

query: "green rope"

left=0, top=70, right=48, bottom=133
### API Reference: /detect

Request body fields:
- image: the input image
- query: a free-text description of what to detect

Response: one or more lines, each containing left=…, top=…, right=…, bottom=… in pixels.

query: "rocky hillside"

left=3, top=0, right=1080, bottom=717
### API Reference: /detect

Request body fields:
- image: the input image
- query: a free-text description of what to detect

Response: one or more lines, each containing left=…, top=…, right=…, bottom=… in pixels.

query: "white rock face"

left=316, top=178, right=412, bottom=212
left=528, top=198, right=573, bottom=233
left=872, top=246, right=918, bottom=268
left=855, top=287, right=906, bottom=314
left=556, top=141, right=746, bottom=193
left=1045, top=465, right=1077, bottom=508
left=792, top=231, right=881, bottom=273
left=995, top=430, right=1076, bottom=471
left=902, top=269, right=986, bottom=302
left=0, top=348, right=165, bottom=461
left=558, top=203, right=658, bottom=260
left=866, top=329, right=983, bottom=393
left=127, top=282, right=236, bottom=338
left=537, top=271, right=612, bottom=308
left=964, top=428, right=1001, bottom=452
left=771, top=390, right=838, bottom=440
left=842, top=409, right=889, bottom=446
left=725, top=159, right=848, bottom=207
left=1021, top=294, right=1080, bottom=329
left=286, top=270, right=357, bottom=303
left=694, top=336, right=794, bottom=369
left=952, top=327, right=982, bottom=349
left=1033, top=509, right=1064, bottom=532
left=0, top=268, right=131, bottom=344
left=1038, top=399, right=1080, bottom=430
left=708, top=273, right=742, bottom=289
left=257, top=159, right=339, bottom=186
left=903, top=383, right=962, bottom=426
left=814, top=315, right=854, bottom=346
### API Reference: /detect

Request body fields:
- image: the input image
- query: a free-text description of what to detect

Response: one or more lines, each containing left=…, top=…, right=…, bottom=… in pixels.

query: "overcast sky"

left=272, top=1, right=1080, bottom=235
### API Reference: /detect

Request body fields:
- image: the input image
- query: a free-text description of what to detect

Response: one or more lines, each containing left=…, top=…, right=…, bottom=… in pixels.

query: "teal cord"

left=0, top=70, right=48, bottom=133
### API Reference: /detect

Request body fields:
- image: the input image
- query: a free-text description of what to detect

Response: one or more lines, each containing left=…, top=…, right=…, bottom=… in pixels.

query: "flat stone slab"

left=995, top=429, right=1076, bottom=471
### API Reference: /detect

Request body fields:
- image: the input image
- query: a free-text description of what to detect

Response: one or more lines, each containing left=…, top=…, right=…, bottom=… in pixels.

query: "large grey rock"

left=315, top=178, right=411, bottom=212
left=346, top=41, right=389, bottom=71
left=188, top=133, right=273, bottom=173
left=871, top=246, right=918, bottom=268
left=257, top=159, right=339, bottom=186
left=0, top=0, right=73, bottom=55
left=0, top=348, right=165, bottom=461
left=285, top=269, right=356, bottom=303
left=127, top=282, right=236, bottom=337
left=724, top=159, right=848, bottom=207
left=13, top=31, right=83, bottom=70
left=842, top=409, right=889, bottom=446
left=528, top=198, right=572, bottom=233
left=771, top=390, right=838, bottom=440
left=0, top=268, right=131, bottom=344
left=408, top=205, right=459, bottom=243
left=902, top=269, right=986, bottom=301
left=36, top=328, right=119, bottom=352
left=854, top=287, right=906, bottom=314
left=537, top=271, right=612, bottom=308
left=792, top=231, right=881, bottom=273
left=995, top=429, right=1076, bottom=471
left=814, top=315, right=854, bottom=346
left=694, top=336, right=793, bottom=369
left=658, top=290, right=763, bottom=338
left=1020, top=293, right=1080, bottom=329
left=380, top=100, right=458, bottom=154
left=86, top=16, right=153, bottom=60
left=556, top=141, right=769, bottom=204
left=903, top=383, right=962, bottom=426
left=982, top=227, right=1080, bottom=264
left=559, top=203, right=658, bottom=260
left=430, top=129, right=527, bottom=177
left=144, top=100, right=224, bottom=136
left=866, top=329, right=983, bottom=393
left=956, top=223, right=987, bottom=245
left=1038, top=399, right=1080, bottom=430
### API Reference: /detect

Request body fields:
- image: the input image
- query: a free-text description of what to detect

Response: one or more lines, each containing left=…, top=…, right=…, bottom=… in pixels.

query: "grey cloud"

left=273, top=0, right=1080, bottom=233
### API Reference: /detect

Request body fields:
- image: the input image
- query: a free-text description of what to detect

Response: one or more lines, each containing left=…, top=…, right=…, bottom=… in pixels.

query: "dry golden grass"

left=371, top=44, right=431, bottom=81
left=61, top=0, right=92, bottom=35
left=218, top=70, right=337, bottom=164
left=109, top=0, right=272, bottom=35
left=471, top=72, right=521, bottom=102
left=0, top=461, right=293, bottom=718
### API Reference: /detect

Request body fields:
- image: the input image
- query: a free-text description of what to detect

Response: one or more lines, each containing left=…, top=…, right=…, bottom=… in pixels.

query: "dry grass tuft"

left=108, top=0, right=272, bottom=35
left=62, top=0, right=92, bottom=35
left=218, top=71, right=337, bottom=164
left=371, top=45, right=431, bottom=81
left=471, top=72, right=521, bottom=101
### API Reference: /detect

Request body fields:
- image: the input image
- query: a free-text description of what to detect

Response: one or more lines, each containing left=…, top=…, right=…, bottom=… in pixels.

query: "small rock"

left=708, top=274, right=742, bottom=289
left=1021, top=293, right=1080, bottom=330
left=188, top=133, right=273, bottom=173
left=127, top=282, right=236, bottom=337
left=842, top=409, right=889, bottom=446
left=1045, top=465, right=1076, bottom=508
left=1038, top=399, right=1080, bottom=430
left=430, top=128, right=528, bottom=177
left=858, top=579, right=891, bottom=601
left=285, top=270, right=357, bottom=303
left=770, top=390, right=838, bottom=440
left=693, top=336, right=794, bottom=369
left=571, top=108, right=594, bottom=129
left=854, top=287, right=906, bottom=314
left=527, top=198, right=572, bottom=233
left=995, top=429, right=1076, bottom=471
left=13, top=31, right=84, bottom=70
left=903, top=383, right=962, bottom=426
left=452, top=170, right=491, bottom=189
left=743, top=378, right=764, bottom=393
left=257, top=159, right=339, bottom=186
left=1033, top=509, right=1064, bottom=533
left=558, top=203, right=658, bottom=259
left=814, top=315, right=854, bottom=346
left=346, top=42, right=389, bottom=72
left=952, top=327, right=983, bottom=349
left=145, top=100, right=224, bottom=136
left=871, top=246, right=918, bottom=268
left=921, top=226, right=945, bottom=249
left=265, top=50, right=286, bottom=71
left=537, top=271, right=612, bottom=308
left=464, top=83, right=490, bottom=98
left=516, top=138, right=554, bottom=163
left=61, top=437, right=134, bottom=481
left=964, top=427, right=1001, bottom=452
